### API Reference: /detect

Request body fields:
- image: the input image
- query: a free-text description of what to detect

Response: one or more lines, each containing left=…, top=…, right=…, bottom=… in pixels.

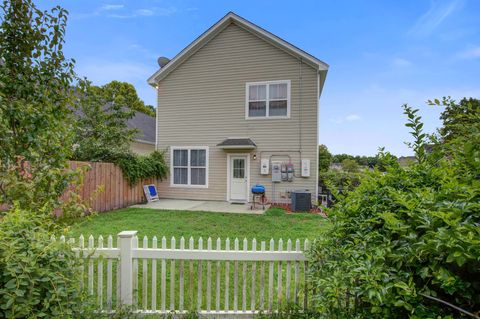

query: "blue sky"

left=38, top=0, right=480, bottom=156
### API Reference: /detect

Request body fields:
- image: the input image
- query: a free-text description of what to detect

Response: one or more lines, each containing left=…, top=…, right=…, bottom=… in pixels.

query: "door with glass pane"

left=229, top=155, right=248, bottom=201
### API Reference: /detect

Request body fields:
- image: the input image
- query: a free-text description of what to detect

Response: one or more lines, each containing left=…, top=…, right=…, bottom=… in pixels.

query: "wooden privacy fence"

left=67, top=161, right=155, bottom=213
left=56, top=231, right=310, bottom=317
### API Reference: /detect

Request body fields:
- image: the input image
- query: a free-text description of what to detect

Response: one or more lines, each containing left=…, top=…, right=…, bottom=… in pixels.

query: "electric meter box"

left=301, top=159, right=310, bottom=177
left=271, top=161, right=282, bottom=182
left=260, top=159, right=269, bottom=175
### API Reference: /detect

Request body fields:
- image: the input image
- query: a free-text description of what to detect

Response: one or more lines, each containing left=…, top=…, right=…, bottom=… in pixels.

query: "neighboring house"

left=147, top=12, right=328, bottom=203
left=73, top=105, right=156, bottom=156
left=329, top=163, right=343, bottom=171
left=127, top=112, right=156, bottom=155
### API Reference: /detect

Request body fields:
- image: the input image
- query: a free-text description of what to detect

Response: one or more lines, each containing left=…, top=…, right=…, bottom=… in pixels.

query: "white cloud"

left=74, top=3, right=124, bottom=19
left=128, top=44, right=158, bottom=60
left=330, top=114, right=362, bottom=124
left=100, top=4, right=124, bottom=11
left=156, top=7, right=178, bottom=16
left=392, top=57, right=413, bottom=68
left=457, top=46, right=480, bottom=59
left=408, top=0, right=463, bottom=37
left=345, top=114, right=362, bottom=122
left=135, top=9, right=155, bottom=16
left=75, top=5, right=177, bottom=20
left=76, top=60, right=152, bottom=84
left=107, top=6, right=177, bottom=19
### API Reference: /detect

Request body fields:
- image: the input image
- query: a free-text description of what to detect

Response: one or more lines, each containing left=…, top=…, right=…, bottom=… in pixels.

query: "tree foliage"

left=341, top=158, right=360, bottom=173
left=0, top=0, right=76, bottom=211
left=99, top=80, right=155, bottom=117
left=309, top=98, right=480, bottom=318
left=437, top=97, right=480, bottom=142
left=318, top=144, right=332, bottom=172
left=331, top=153, right=393, bottom=169
left=71, top=80, right=168, bottom=185
left=71, top=80, right=138, bottom=162
left=319, top=170, right=362, bottom=195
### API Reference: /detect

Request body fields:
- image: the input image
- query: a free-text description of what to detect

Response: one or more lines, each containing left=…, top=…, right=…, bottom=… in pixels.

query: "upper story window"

left=171, top=146, right=208, bottom=188
left=246, top=80, right=290, bottom=119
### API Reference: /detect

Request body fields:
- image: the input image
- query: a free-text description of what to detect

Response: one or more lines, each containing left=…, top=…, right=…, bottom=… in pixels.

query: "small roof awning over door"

left=217, top=138, right=256, bottom=150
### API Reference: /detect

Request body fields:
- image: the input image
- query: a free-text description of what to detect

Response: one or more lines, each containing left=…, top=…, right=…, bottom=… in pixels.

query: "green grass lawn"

left=69, top=207, right=329, bottom=242
left=68, top=208, right=329, bottom=312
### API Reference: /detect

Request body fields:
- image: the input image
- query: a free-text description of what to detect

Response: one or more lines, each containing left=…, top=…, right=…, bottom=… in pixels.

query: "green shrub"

left=309, top=101, right=480, bottom=318
left=0, top=206, right=86, bottom=318
left=116, top=150, right=168, bottom=185
left=255, top=304, right=320, bottom=319
left=318, top=170, right=362, bottom=194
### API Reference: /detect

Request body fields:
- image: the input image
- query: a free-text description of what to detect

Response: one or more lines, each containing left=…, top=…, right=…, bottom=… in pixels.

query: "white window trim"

left=170, top=146, right=209, bottom=188
left=245, top=80, right=291, bottom=120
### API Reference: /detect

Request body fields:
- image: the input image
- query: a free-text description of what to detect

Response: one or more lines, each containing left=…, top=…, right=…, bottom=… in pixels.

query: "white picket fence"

left=55, top=231, right=310, bottom=317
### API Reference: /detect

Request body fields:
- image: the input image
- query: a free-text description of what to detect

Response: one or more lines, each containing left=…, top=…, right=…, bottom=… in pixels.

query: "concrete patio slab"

left=131, top=199, right=268, bottom=214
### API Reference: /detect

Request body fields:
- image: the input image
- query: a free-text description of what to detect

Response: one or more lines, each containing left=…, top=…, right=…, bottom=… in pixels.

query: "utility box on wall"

left=260, top=159, right=269, bottom=175
left=301, top=159, right=310, bottom=177
left=271, top=161, right=282, bottom=182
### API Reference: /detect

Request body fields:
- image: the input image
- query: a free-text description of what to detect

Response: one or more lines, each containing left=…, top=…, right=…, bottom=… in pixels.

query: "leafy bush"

left=318, top=170, right=362, bottom=194
left=309, top=100, right=480, bottom=318
left=0, top=206, right=86, bottom=318
left=255, top=304, right=320, bottom=319
left=117, top=150, right=168, bottom=185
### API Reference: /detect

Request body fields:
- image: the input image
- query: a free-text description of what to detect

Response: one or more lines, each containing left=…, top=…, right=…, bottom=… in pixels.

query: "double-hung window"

left=246, top=80, right=290, bottom=119
left=171, top=147, right=208, bottom=187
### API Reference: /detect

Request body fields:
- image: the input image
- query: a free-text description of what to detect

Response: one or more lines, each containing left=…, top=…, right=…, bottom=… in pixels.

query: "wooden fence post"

left=118, top=230, right=137, bottom=305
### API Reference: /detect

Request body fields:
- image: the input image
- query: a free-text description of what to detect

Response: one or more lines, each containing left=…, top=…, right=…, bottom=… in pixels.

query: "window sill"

left=245, top=116, right=291, bottom=120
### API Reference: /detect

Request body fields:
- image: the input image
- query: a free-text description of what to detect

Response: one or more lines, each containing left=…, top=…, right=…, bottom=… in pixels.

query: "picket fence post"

left=118, top=230, right=137, bottom=305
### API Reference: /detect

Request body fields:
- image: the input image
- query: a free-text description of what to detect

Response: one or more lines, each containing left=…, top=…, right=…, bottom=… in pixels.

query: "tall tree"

left=71, top=80, right=138, bottom=162
left=341, top=158, right=360, bottom=173
left=436, top=97, right=480, bottom=142
left=0, top=0, right=76, bottom=210
left=100, top=80, right=155, bottom=117
left=318, top=144, right=332, bottom=172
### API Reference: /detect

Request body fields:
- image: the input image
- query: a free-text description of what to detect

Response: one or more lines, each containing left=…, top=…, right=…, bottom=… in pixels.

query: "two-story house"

left=147, top=12, right=328, bottom=205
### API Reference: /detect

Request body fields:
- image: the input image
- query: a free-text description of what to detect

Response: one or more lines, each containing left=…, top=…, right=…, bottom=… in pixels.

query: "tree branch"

left=419, top=292, right=479, bottom=319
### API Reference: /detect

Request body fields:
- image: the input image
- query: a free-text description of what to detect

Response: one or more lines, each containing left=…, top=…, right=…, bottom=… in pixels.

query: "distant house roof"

left=127, top=111, right=156, bottom=145
left=147, top=11, right=329, bottom=94
left=72, top=104, right=156, bottom=145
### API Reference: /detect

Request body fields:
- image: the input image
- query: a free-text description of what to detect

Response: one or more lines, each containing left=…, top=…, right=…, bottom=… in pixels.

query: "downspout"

left=298, top=58, right=303, bottom=158
left=316, top=70, right=320, bottom=201
left=155, top=84, right=159, bottom=151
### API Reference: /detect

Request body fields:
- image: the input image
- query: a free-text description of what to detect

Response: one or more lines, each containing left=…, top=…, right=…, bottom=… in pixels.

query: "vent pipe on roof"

left=157, top=56, right=170, bottom=68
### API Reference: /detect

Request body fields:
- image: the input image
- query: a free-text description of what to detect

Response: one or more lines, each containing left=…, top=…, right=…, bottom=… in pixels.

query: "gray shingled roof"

left=217, top=138, right=256, bottom=148
left=72, top=104, right=156, bottom=144
left=127, top=111, right=156, bottom=144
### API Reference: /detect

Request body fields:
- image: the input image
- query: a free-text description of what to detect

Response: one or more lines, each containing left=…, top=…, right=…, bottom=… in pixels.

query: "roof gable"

left=147, top=12, right=328, bottom=86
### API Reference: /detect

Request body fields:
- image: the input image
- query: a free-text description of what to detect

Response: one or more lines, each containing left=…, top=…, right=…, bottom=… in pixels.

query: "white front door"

left=229, top=155, right=248, bottom=202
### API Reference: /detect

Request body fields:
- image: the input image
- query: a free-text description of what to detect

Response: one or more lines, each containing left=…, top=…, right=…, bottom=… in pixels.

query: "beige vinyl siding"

left=156, top=22, right=318, bottom=202
left=130, top=141, right=155, bottom=155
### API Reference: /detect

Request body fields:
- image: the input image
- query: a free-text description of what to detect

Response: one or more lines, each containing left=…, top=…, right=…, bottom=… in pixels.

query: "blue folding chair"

left=143, top=184, right=159, bottom=202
